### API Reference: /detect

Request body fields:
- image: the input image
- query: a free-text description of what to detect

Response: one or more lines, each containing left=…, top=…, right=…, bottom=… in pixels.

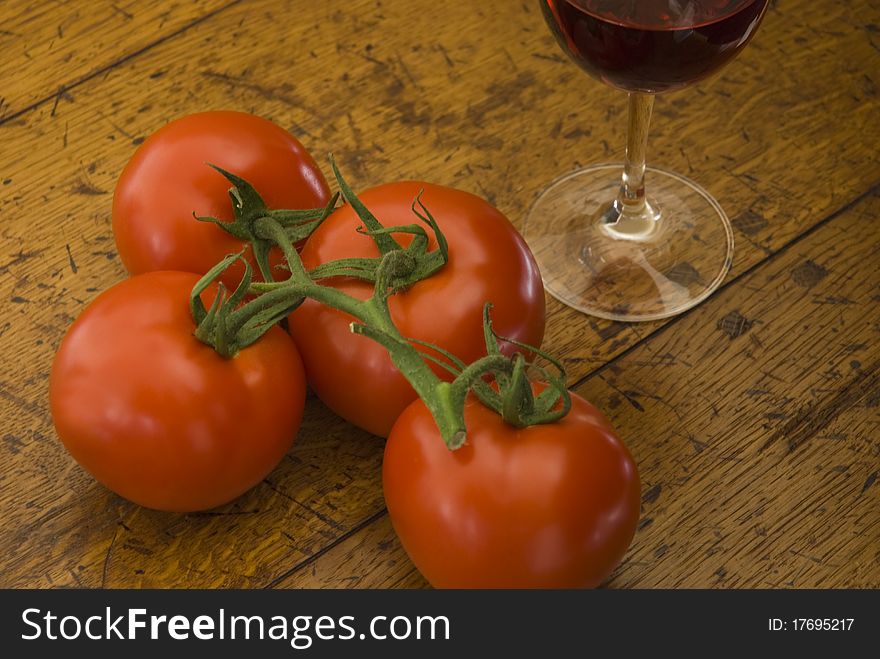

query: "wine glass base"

left=523, top=164, right=734, bottom=322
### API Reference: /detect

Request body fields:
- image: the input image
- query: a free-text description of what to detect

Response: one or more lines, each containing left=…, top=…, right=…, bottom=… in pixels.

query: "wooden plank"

left=0, top=0, right=878, bottom=587
left=0, top=0, right=236, bottom=123
left=276, top=515, right=429, bottom=589
left=276, top=191, right=880, bottom=588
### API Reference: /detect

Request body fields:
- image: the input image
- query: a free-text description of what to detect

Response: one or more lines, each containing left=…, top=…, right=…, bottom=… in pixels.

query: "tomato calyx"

left=473, top=303, right=572, bottom=427
left=190, top=252, right=303, bottom=358
left=194, top=165, right=339, bottom=282
left=304, top=156, right=449, bottom=292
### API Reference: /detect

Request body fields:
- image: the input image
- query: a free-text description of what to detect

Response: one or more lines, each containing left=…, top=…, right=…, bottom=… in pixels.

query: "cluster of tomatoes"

left=49, top=111, right=640, bottom=588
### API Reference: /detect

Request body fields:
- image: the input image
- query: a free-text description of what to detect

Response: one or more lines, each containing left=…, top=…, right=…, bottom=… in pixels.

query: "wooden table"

left=1, top=0, right=877, bottom=589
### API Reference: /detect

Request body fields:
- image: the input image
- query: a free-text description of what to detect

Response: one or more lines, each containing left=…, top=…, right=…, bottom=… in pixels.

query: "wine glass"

left=524, top=0, right=769, bottom=321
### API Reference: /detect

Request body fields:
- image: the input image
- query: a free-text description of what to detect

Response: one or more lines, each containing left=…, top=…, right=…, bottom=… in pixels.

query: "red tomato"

left=289, top=182, right=545, bottom=437
left=49, top=271, right=305, bottom=512
left=383, top=391, right=640, bottom=588
left=112, top=111, right=330, bottom=289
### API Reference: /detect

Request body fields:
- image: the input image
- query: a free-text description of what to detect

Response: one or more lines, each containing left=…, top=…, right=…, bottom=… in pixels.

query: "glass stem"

left=618, top=92, right=655, bottom=217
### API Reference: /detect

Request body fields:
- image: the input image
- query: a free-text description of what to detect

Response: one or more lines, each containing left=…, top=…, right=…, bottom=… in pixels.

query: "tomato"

left=112, top=111, right=330, bottom=289
left=289, top=182, right=545, bottom=437
left=383, top=391, right=640, bottom=588
left=49, top=271, right=305, bottom=512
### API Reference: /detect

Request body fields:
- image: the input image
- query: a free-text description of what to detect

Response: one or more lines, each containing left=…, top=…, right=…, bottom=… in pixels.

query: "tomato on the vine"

left=112, top=111, right=330, bottom=289
left=49, top=271, right=306, bottom=512
left=288, top=181, right=545, bottom=437
left=383, top=390, right=640, bottom=588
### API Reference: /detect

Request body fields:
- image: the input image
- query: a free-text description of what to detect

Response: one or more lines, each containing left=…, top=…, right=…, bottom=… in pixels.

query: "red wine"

left=541, top=0, right=769, bottom=93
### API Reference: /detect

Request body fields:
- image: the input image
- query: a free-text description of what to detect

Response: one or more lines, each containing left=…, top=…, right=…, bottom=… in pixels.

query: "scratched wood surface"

left=0, top=0, right=234, bottom=123
left=0, top=0, right=877, bottom=588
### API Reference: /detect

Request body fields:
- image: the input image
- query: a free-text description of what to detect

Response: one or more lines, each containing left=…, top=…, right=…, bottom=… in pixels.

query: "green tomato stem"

left=190, top=162, right=573, bottom=448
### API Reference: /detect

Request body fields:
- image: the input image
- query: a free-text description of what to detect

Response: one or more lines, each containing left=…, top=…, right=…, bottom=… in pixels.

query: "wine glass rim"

left=558, top=0, right=769, bottom=32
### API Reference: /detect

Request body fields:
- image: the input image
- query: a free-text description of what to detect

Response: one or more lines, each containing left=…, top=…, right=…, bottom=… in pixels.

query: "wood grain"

left=0, top=0, right=236, bottom=123
left=278, top=191, right=880, bottom=589
left=0, top=0, right=878, bottom=588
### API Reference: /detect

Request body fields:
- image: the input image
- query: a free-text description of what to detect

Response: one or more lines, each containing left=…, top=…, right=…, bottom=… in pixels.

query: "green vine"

left=190, top=160, right=571, bottom=448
